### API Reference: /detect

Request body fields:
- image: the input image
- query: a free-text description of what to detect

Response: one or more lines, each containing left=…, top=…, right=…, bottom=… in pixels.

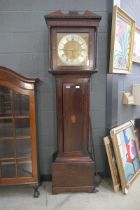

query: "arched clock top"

left=45, top=10, right=102, bottom=27
left=0, top=66, right=39, bottom=90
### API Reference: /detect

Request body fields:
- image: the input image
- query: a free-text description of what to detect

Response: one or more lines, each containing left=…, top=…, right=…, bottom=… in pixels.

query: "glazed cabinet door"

left=0, top=86, right=33, bottom=179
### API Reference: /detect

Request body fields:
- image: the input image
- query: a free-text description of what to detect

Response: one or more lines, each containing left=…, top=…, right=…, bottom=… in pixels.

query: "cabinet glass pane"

left=0, top=140, right=14, bottom=158
left=16, top=139, right=31, bottom=158
left=17, top=160, right=32, bottom=177
left=0, top=86, right=12, bottom=117
left=0, top=119, right=13, bottom=137
left=14, top=93, right=29, bottom=116
left=1, top=160, right=16, bottom=178
left=15, top=118, right=30, bottom=136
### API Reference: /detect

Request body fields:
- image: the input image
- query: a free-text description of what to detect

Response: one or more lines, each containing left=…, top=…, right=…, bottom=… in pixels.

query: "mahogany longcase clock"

left=45, top=11, right=101, bottom=194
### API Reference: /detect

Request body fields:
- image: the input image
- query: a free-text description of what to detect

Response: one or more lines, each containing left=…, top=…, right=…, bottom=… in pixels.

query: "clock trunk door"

left=63, top=83, right=83, bottom=153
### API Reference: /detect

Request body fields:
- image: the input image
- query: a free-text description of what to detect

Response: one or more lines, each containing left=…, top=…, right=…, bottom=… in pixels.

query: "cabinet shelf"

left=0, top=115, right=29, bottom=120
left=15, top=116, right=30, bottom=119
left=15, top=136, right=31, bottom=140
left=0, top=136, right=31, bottom=141
left=0, top=116, right=13, bottom=119
left=0, top=137, right=14, bottom=141
left=0, top=156, right=31, bottom=161
left=1, top=160, right=32, bottom=166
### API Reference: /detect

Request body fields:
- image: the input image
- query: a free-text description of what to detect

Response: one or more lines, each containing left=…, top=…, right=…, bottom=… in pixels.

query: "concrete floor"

left=0, top=177, right=140, bottom=210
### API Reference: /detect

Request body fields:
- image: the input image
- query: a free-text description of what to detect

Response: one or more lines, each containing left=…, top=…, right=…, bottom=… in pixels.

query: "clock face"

left=57, top=33, right=89, bottom=66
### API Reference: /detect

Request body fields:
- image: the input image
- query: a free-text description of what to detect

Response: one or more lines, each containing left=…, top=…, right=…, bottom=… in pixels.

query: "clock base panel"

left=52, top=161, right=95, bottom=194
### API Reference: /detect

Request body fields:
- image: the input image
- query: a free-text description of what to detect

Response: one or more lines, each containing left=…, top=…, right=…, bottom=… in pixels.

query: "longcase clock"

left=45, top=10, right=101, bottom=194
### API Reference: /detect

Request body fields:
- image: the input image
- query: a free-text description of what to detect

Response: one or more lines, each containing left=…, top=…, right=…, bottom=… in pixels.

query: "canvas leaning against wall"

left=109, top=6, right=136, bottom=74
left=110, top=121, right=140, bottom=194
left=104, top=136, right=120, bottom=192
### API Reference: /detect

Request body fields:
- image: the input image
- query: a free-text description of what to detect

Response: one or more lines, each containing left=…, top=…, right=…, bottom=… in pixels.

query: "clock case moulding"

left=45, top=11, right=101, bottom=194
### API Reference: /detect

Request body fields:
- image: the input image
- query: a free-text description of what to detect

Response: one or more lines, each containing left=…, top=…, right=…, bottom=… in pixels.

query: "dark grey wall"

left=0, top=0, right=110, bottom=174
left=118, top=0, right=140, bottom=124
left=107, top=0, right=140, bottom=131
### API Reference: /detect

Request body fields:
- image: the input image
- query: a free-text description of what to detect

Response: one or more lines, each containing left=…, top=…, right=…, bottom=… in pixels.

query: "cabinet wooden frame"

left=0, top=66, right=39, bottom=186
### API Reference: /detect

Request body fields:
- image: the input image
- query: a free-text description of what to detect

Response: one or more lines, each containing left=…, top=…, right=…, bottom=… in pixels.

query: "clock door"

left=63, top=83, right=83, bottom=153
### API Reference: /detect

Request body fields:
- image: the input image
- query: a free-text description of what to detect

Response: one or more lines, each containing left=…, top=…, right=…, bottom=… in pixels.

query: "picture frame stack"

left=104, top=121, right=140, bottom=194
left=104, top=136, right=120, bottom=192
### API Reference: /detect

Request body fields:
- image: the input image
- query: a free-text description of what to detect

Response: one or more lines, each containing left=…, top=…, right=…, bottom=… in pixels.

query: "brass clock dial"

left=57, top=33, right=89, bottom=66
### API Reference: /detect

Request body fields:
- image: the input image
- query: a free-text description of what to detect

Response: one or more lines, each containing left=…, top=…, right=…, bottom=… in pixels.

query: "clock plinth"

left=52, top=160, right=95, bottom=193
left=45, top=11, right=101, bottom=193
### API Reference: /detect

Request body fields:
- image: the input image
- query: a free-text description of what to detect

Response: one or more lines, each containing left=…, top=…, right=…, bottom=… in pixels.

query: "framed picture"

left=133, top=28, right=140, bottom=63
left=104, top=136, right=120, bottom=192
left=109, top=6, right=136, bottom=74
left=110, top=121, right=140, bottom=194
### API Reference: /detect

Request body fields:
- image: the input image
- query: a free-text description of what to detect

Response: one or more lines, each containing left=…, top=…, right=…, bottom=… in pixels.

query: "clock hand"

left=59, top=49, right=74, bottom=51
left=59, top=49, right=86, bottom=51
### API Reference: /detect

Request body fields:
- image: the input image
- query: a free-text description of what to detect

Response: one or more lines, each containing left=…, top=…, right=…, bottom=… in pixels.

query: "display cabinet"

left=0, top=67, right=39, bottom=197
